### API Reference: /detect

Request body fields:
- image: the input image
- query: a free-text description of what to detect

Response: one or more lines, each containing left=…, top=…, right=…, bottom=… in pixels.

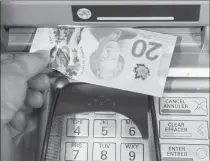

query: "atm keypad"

left=59, top=112, right=148, bottom=161
left=156, top=95, right=210, bottom=161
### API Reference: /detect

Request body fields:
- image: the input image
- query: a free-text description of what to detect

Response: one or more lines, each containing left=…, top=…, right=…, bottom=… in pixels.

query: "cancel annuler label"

left=160, top=98, right=207, bottom=115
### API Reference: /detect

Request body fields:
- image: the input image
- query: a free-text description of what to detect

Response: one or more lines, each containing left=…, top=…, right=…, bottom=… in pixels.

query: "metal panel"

left=1, top=1, right=209, bottom=27
left=72, top=5, right=200, bottom=22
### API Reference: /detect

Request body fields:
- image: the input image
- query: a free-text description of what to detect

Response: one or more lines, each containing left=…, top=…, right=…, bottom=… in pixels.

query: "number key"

left=121, top=143, right=144, bottom=161
left=94, top=119, right=116, bottom=138
left=65, top=142, right=88, bottom=161
left=93, top=143, right=116, bottom=161
left=66, top=119, right=89, bottom=137
left=121, top=119, right=142, bottom=138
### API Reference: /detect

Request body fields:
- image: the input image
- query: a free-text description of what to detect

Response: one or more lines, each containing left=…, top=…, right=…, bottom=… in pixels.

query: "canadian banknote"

left=30, top=27, right=177, bottom=97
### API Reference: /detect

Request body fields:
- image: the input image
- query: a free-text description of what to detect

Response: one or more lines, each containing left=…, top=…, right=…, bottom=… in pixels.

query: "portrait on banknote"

left=89, top=28, right=137, bottom=80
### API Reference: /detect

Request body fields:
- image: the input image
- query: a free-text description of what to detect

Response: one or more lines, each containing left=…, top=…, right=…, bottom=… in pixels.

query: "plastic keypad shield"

left=44, top=83, right=155, bottom=161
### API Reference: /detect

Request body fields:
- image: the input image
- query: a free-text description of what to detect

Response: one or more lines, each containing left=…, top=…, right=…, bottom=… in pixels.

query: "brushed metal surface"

left=1, top=1, right=209, bottom=26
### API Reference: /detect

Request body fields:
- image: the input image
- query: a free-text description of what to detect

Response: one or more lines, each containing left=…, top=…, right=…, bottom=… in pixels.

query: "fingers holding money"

left=11, top=73, right=50, bottom=131
left=28, top=73, right=51, bottom=91
left=25, top=89, right=44, bottom=109
left=26, top=73, right=50, bottom=108
left=1, top=51, right=50, bottom=134
left=10, top=73, right=50, bottom=132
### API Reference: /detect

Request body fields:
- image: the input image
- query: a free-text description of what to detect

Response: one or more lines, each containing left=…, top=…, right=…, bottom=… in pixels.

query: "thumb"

left=1, top=50, right=50, bottom=80
left=17, top=50, right=50, bottom=79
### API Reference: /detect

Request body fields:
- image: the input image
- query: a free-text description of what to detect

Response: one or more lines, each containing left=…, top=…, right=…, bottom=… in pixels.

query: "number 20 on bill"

left=132, top=40, right=163, bottom=61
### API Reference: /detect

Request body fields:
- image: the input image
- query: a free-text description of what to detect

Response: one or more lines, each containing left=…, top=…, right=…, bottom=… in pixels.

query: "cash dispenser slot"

left=7, top=27, right=202, bottom=52
left=6, top=27, right=209, bottom=77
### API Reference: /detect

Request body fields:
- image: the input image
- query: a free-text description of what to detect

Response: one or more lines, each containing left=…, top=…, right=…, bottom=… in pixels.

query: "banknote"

left=30, top=27, right=84, bottom=75
left=30, top=28, right=177, bottom=97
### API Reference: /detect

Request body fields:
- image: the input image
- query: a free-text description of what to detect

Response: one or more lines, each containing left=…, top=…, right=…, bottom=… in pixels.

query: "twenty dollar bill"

left=30, top=28, right=177, bottom=97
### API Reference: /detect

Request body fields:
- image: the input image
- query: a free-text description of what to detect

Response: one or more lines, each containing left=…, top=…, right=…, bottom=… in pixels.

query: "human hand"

left=1, top=51, right=50, bottom=161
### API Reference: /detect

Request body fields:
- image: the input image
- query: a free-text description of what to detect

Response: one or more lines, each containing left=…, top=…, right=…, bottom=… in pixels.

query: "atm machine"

left=1, top=1, right=210, bottom=161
